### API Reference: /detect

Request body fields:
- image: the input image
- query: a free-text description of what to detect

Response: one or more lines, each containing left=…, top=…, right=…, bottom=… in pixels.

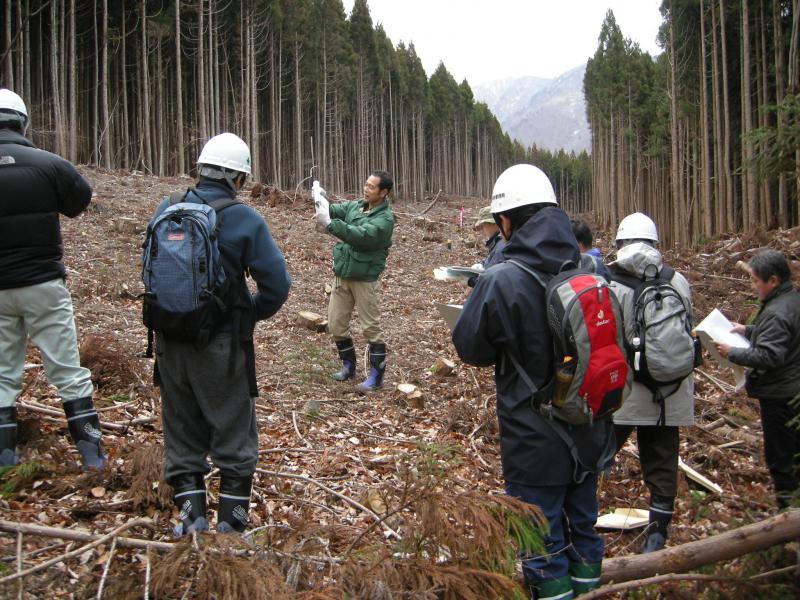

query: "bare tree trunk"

left=719, top=0, right=735, bottom=230
left=294, top=36, right=302, bottom=184
left=741, top=0, right=757, bottom=229
left=175, top=0, right=185, bottom=174
left=197, top=0, right=207, bottom=144
left=50, top=0, right=64, bottom=155
left=4, top=0, right=13, bottom=87
left=700, top=0, right=713, bottom=237
left=140, top=0, right=152, bottom=171
left=101, top=0, right=111, bottom=169
left=711, top=0, right=724, bottom=232
left=669, top=9, right=681, bottom=246
left=68, top=0, right=77, bottom=161
left=789, top=0, right=800, bottom=213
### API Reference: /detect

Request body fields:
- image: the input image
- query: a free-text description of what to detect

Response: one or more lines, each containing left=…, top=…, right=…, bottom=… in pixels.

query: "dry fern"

left=151, top=536, right=293, bottom=600
left=79, top=333, right=142, bottom=391
left=124, top=443, right=173, bottom=509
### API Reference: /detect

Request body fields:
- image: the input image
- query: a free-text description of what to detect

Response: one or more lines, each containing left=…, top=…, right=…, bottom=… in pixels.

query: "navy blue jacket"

left=452, top=206, right=613, bottom=486
left=0, top=129, right=92, bottom=290
left=151, top=181, right=290, bottom=328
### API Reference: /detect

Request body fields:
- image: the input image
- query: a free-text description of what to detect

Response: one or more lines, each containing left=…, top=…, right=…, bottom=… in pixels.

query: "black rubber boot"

left=332, top=338, right=357, bottom=381
left=217, top=475, right=252, bottom=533
left=172, top=473, right=208, bottom=537
left=642, top=495, right=673, bottom=553
left=356, top=342, right=386, bottom=392
left=62, top=397, right=106, bottom=470
left=0, top=406, right=18, bottom=467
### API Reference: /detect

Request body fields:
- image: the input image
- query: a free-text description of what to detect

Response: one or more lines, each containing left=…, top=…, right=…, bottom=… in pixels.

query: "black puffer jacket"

left=0, top=130, right=92, bottom=290
left=728, top=282, right=800, bottom=400
left=452, top=206, right=614, bottom=487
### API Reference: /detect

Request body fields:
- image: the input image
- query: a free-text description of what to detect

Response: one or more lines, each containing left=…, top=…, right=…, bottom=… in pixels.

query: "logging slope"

left=1, top=169, right=799, bottom=597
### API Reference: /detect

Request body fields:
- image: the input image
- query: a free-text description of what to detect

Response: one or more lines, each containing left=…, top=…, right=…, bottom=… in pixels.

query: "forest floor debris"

left=0, top=168, right=799, bottom=598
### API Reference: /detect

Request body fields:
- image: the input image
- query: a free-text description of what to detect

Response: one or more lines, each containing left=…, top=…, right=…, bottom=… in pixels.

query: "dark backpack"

left=610, top=266, right=701, bottom=423
left=506, top=259, right=631, bottom=426
left=141, top=190, right=239, bottom=355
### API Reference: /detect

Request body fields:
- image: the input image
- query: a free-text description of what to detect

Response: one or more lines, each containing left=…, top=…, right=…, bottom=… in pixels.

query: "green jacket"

left=327, top=198, right=394, bottom=281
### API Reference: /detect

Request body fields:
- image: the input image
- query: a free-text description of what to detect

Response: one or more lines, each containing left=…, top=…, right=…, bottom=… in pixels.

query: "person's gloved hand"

left=312, top=180, right=331, bottom=227
left=470, top=263, right=485, bottom=273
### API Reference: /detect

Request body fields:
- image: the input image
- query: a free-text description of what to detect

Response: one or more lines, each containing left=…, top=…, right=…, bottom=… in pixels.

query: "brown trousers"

left=327, top=277, right=383, bottom=343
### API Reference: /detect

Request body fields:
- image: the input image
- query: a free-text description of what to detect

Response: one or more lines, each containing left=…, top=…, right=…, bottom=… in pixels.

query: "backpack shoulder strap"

left=658, top=265, right=675, bottom=282
left=609, top=267, right=642, bottom=291
left=505, top=258, right=550, bottom=290
left=168, top=189, right=190, bottom=205
left=207, top=197, right=241, bottom=213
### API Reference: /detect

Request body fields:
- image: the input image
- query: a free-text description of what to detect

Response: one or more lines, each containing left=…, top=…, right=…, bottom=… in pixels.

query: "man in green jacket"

left=313, top=171, right=394, bottom=391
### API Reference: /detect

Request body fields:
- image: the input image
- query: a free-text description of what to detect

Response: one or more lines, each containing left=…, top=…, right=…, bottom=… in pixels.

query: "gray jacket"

left=728, top=282, right=800, bottom=400
left=608, top=243, right=695, bottom=426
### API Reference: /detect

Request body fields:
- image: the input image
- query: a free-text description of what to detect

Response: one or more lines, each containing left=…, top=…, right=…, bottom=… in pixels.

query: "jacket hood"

left=0, top=129, right=35, bottom=148
left=611, top=242, right=663, bottom=278
left=501, top=206, right=580, bottom=275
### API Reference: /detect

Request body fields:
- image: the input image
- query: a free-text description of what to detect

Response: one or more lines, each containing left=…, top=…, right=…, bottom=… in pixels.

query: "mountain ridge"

left=473, top=64, right=590, bottom=154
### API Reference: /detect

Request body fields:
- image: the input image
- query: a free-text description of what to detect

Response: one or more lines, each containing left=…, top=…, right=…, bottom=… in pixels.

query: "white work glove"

left=470, top=263, right=485, bottom=273
left=312, top=180, right=331, bottom=227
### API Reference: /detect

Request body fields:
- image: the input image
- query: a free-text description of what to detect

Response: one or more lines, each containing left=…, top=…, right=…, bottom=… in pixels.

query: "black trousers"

left=614, top=424, right=679, bottom=500
left=758, top=397, right=800, bottom=504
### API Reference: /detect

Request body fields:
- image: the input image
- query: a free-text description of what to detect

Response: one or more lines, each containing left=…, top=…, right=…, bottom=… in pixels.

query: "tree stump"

left=429, top=357, right=455, bottom=377
left=297, top=311, right=327, bottom=333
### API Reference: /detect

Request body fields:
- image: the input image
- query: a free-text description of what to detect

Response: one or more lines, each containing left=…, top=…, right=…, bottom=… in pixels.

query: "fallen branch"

left=600, top=509, right=800, bottom=583
left=19, top=401, right=155, bottom=431
left=255, top=468, right=400, bottom=539
left=0, top=519, right=172, bottom=553
left=583, top=572, right=738, bottom=599
left=419, top=189, right=443, bottom=216
left=0, top=519, right=156, bottom=585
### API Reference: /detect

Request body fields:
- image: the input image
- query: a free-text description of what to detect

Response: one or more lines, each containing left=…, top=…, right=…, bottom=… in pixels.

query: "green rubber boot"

left=533, top=574, right=573, bottom=600
left=569, top=562, right=602, bottom=595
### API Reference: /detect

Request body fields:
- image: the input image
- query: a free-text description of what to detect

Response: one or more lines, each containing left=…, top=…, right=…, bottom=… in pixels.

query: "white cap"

left=490, top=164, right=557, bottom=214
left=615, top=212, right=659, bottom=242
left=197, top=133, right=251, bottom=175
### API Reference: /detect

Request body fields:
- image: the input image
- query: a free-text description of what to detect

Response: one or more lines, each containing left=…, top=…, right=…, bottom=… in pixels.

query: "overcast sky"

left=341, top=0, right=664, bottom=85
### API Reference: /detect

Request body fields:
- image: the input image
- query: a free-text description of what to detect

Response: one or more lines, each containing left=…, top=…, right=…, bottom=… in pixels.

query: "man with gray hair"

left=716, top=249, right=800, bottom=509
left=0, top=88, right=105, bottom=470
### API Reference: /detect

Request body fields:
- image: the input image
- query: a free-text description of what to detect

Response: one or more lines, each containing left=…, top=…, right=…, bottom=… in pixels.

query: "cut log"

left=429, top=357, right=455, bottom=377
left=396, top=383, right=417, bottom=395
left=297, top=311, right=327, bottom=333
left=735, top=259, right=753, bottom=275
left=600, top=509, right=800, bottom=584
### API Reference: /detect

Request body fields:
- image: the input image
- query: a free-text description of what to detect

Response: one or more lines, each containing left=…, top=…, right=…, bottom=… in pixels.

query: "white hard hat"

left=490, top=164, right=557, bottom=214
left=616, top=212, right=659, bottom=242
left=0, top=88, right=29, bottom=132
left=197, top=132, right=251, bottom=175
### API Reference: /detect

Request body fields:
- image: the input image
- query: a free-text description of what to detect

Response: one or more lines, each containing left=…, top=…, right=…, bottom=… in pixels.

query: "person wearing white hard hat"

left=146, top=133, right=290, bottom=536
left=607, top=212, right=696, bottom=553
left=453, top=164, right=613, bottom=599
left=0, top=88, right=106, bottom=471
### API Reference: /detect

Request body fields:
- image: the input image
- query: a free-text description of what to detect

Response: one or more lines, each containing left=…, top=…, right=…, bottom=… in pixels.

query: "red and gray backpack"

left=506, top=259, right=631, bottom=426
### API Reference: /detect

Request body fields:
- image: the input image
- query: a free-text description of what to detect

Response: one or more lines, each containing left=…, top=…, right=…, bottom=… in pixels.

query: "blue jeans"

left=506, top=477, right=604, bottom=588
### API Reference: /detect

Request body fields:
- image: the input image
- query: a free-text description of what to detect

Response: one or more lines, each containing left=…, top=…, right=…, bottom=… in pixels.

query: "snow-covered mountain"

left=473, top=64, right=590, bottom=154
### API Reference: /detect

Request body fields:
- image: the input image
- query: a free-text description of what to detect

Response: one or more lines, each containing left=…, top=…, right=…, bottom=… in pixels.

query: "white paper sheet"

left=432, top=266, right=482, bottom=282
left=435, top=303, right=463, bottom=331
left=695, top=309, right=750, bottom=391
